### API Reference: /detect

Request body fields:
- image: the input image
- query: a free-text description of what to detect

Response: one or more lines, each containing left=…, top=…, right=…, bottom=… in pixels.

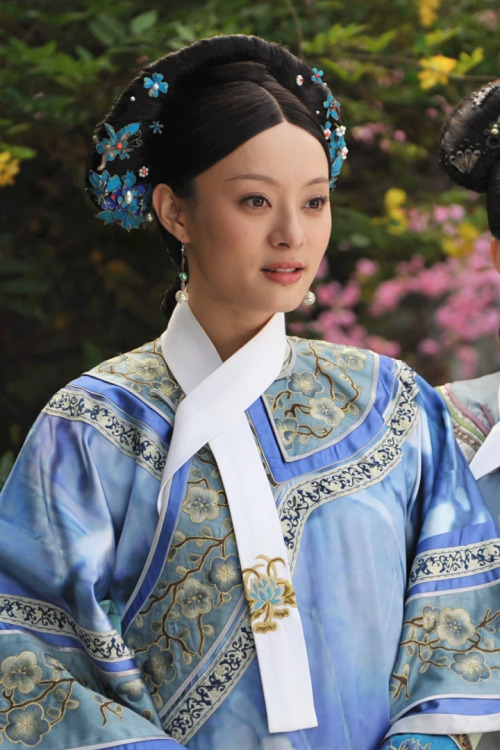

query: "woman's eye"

left=242, top=195, right=268, bottom=208
left=306, top=196, right=328, bottom=210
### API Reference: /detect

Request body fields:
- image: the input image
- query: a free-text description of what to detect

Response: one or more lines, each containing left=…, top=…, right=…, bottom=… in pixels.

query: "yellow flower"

left=418, top=0, right=440, bottom=27
left=418, top=55, right=456, bottom=89
left=458, top=221, right=479, bottom=243
left=384, top=188, right=408, bottom=234
left=441, top=223, right=479, bottom=257
left=385, top=188, right=407, bottom=212
left=0, top=151, right=20, bottom=187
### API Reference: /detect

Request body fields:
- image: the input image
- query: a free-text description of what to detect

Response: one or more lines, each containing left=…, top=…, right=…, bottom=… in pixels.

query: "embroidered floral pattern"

left=265, top=339, right=368, bottom=456
left=94, top=338, right=182, bottom=405
left=242, top=556, right=297, bottom=634
left=1, top=651, right=42, bottom=694
left=182, top=487, right=220, bottom=523
left=0, top=648, right=135, bottom=744
left=437, top=608, right=475, bottom=647
left=450, top=651, right=490, bottom=682
left=391, top=604, right=500, bottom=704
left=128, top=448, right=243, bottom=720
left=5, top=704, right=50, bottom=746
left=142, top=644, right=176, bottom=687
left=177, top=578, right=213, bottom=619
left=207, top=555, right=240, bottom=593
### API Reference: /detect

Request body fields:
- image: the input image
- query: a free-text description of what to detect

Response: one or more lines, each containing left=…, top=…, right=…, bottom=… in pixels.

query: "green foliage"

left=1, top=0, right=500, bottom=458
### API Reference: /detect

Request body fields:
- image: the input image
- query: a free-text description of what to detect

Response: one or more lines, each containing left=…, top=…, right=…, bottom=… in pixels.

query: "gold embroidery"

left=242, top=556, right=297, bottom=634
left=450, top=735, right=473, bottom=750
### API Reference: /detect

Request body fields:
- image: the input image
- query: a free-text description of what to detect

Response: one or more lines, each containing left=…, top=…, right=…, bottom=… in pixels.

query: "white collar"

left=469, top=386, right=500, bottom=479
left=158, top=302, right=317, bottom=733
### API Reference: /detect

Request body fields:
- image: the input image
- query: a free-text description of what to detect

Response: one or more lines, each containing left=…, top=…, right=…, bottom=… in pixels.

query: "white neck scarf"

left=158, top=303, right=317, bottom=733
left=469, top=386, right=500, bottom=480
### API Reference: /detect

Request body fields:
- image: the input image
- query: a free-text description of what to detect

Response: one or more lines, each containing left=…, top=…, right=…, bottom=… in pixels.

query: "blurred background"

left=1, top=0, right=500, bottom=477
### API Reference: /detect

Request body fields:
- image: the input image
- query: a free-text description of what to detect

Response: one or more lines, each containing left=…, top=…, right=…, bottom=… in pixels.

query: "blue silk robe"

left=1, top=336, right=500, bottom=749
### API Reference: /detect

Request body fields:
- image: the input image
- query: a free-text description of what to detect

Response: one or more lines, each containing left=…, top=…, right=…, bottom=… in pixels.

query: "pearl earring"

left=303, top=290, right=316, bottom=306
left=175, top=242, right=189, bottom=304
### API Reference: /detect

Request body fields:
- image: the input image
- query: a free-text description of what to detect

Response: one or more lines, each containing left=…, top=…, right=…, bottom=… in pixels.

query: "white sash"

left=158, top=303, right=317, bottom=733
left=470, top=387, right=500, bottom=480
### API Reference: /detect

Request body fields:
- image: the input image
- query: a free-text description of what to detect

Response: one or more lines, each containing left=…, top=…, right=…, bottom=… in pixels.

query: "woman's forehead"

left=197, top=122, right=329, bottom=186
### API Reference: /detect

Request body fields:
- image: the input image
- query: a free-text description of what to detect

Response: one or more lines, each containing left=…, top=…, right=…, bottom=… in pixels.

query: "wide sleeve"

left=0, top=403, right=187, bottom=749
left=383, top=374, right=500, bottom=743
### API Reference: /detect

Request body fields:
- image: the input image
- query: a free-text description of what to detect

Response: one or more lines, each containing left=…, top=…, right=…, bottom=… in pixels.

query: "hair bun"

left=439, top=79, right=500, bottom=193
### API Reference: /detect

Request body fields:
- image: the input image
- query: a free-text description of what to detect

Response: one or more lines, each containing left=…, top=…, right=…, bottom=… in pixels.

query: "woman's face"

left=160, top=121, right=331, bottom=333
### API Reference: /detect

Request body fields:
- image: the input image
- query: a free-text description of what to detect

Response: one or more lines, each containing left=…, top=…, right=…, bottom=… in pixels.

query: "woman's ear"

left=490, top=236, right=500, bottom=274
left=152, top=184, right=191, bottom=243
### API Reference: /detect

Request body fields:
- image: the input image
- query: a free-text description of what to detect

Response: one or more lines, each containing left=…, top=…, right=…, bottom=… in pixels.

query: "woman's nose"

left=269, top=209, right=306, bottom=249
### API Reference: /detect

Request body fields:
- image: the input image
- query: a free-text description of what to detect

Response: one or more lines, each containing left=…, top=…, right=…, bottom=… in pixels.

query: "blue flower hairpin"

left=144, top=72, right=168, bottom=98
left=150, top=121, right=164, bottom=134
left=311, top=68, right=324, bottom=85
left=323, top=93, right=340, bottom=122
left=89, top=169, right=152, bottom=232
left=94, top=122, right=142, bottom=172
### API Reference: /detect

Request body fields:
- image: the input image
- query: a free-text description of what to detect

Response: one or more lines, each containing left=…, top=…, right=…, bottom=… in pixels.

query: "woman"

left=0, top=35, right=498, bottom=750
left=436, top=80, right=500, bottom=750
left=436, top=80, right=500, bottom=526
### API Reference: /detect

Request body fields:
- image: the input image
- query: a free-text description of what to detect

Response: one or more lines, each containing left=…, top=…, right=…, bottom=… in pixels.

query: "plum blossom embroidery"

left=242, top=556, right=297, bottom=634
left=289, top=371, right=323, bottom=398
left=176, top=578, right=213, bottom=619
left=207, top=555, right=240, bottom=594
left=265, top=339, right=366, bottom=453
left=309, top=397, right=345, bottom=427
left=276, top=417, right=299, bottom=447
left=450, top=651, right=490, bottom=682
left=391, top=603, right=500, bottom=703
left=182, top=487, right=220, bottom=523
left=5, top=704, right=50, bottom=746
left=421, top=604, right=440, bottom=633
left=126, top=355, right=167, bottom=381
left=142, top=644, right=176, bottom=687
left=117, top=677, right=147, bottom=702
left=1, top=651, right=42, bottom=694
left=437, top=608, right=475, bottom=647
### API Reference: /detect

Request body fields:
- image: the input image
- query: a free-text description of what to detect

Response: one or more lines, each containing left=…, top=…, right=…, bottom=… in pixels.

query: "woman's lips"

left=262, top=262, right=304, bottom=285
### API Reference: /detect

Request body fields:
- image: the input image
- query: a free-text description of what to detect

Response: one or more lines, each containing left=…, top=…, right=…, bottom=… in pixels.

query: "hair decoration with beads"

left=86, top=35, right=348, bottom=231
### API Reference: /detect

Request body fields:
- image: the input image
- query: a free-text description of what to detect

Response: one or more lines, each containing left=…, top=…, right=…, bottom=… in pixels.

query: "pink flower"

left=448, top=204, right=465, bottom=221
left=366, top=336, right=401, bottom=357
left=356, top=258, right=380, bottom=280
left=371, top=279, right=405, bottom=315
left=419, top=339, right=441, bottom=356
left=407, top=208, right=430, bottom=233
left=394, top=130, right=407, bottom=142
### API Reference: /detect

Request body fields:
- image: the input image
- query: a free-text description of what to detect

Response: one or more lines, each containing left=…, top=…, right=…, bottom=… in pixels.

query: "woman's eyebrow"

left=225, top=173, right=329, bottom=186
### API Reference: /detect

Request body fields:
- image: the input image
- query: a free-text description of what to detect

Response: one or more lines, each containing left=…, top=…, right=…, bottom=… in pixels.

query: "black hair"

left=439, top=80, right=500, bottom=240
left=86, top=35, right=342, bottom=316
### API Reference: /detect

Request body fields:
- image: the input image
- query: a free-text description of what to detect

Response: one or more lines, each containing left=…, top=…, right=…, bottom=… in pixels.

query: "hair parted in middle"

left=86, top=34, right=347, bottom=314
